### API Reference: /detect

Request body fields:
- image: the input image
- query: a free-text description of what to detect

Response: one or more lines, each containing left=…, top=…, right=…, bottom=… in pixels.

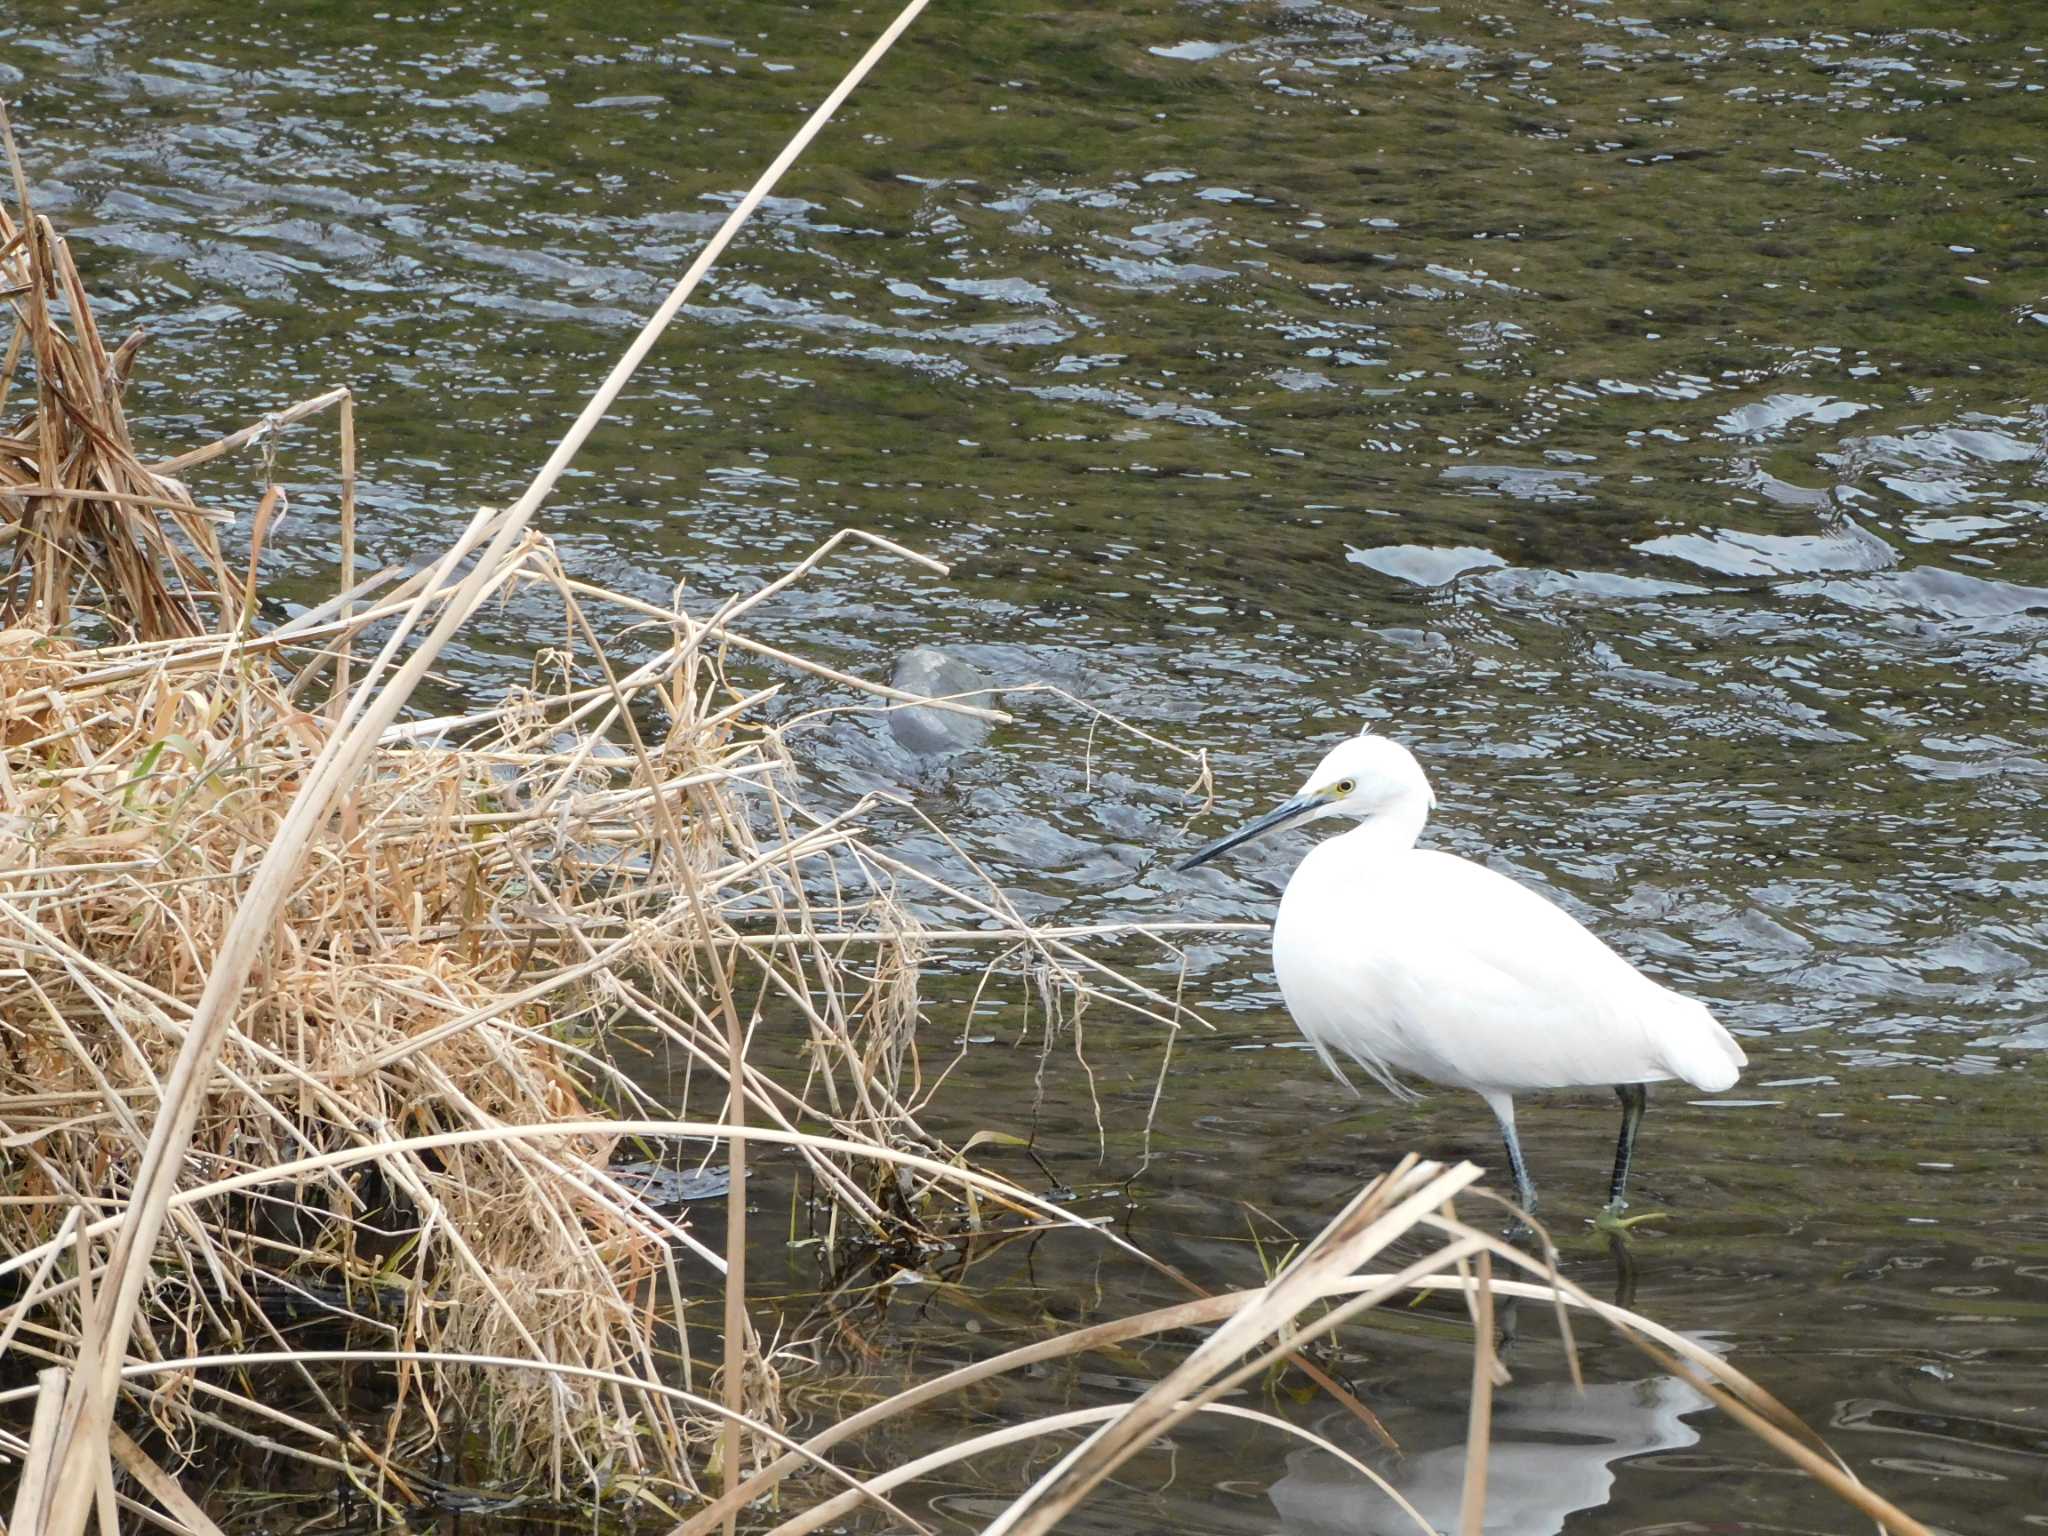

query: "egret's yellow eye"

left=1334, top=779, right=1356, bottom=796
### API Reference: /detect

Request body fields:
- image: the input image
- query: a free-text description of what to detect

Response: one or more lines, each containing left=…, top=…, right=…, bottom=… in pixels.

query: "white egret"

left=1180, top=728, right=1744, bottom=1223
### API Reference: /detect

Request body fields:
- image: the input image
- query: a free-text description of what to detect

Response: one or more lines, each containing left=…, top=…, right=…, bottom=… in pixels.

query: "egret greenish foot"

left=1594, top=1203, right=1668, bottom=1238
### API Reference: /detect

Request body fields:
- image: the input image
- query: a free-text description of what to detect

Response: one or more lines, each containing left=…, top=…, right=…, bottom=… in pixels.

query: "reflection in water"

left=1269, top=1334, right=1719, bottom=1536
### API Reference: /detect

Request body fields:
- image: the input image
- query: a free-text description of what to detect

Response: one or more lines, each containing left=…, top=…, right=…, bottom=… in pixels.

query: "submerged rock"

left=609, top=1162, right=731, bottom=1211
left=888, top=647, right=996, bottom=756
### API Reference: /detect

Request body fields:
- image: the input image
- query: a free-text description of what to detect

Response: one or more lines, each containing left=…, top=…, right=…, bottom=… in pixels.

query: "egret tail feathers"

left=1656, top=996, right=1746, bottom=1093
left=1306, top=1029, right=1422, bottom=1104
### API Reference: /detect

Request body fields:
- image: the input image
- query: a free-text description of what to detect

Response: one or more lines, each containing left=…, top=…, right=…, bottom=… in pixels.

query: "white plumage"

left=1181, top=729, right=1744, bottom=1216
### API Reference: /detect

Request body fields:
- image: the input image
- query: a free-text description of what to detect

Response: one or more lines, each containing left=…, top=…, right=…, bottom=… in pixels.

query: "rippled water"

left=6, top=0, right=2047, bottom=1530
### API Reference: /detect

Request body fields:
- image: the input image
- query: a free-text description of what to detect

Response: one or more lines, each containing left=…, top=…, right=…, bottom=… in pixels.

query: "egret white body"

left=1181, top=730, right=1744, bottom=1215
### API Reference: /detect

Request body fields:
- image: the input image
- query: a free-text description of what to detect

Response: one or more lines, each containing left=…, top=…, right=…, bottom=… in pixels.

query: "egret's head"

left=1178, top=729, right=1434, bottom=871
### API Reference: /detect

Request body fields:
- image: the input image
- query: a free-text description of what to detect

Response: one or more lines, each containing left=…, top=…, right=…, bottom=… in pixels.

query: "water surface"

left=4, top=1, right=2045, bottom=1530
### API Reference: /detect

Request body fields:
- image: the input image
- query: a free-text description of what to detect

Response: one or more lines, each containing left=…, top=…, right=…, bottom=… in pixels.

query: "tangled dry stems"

left=1, top=554, right=909, bottom=1489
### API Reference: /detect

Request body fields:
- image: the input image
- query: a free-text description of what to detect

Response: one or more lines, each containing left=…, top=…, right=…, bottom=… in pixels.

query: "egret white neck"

left=1327, top=790, right=1430, bottom=857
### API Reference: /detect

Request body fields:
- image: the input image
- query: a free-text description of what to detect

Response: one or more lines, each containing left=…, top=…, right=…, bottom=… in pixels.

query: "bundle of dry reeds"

left=0, top=119, right=227, bottom=642
left=3, top=590, right=755, bottom=1479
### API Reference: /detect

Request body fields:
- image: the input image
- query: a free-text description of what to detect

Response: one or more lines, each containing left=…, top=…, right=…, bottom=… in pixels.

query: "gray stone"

left=888, top=647, right=996, bottom=756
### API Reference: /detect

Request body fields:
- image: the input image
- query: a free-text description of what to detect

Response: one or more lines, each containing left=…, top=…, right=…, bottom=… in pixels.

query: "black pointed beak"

left=1177, top=794, right=1316, bottom=871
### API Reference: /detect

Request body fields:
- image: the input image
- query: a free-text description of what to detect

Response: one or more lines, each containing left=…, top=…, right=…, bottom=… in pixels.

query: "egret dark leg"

left=1501, top=1125, right=1537, bottom=1215
left=1608, top=1083, right=1647, bottom=1210
left=1595, top=1084, right=1666, bottom=1237
left=1483, top=1092, right=1538, bottom=1214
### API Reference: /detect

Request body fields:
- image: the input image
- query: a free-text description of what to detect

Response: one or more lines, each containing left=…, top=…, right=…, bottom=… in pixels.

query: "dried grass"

left=4, top=475, right=849, bottom=1483
left=0, top=114, right=245, bottom=642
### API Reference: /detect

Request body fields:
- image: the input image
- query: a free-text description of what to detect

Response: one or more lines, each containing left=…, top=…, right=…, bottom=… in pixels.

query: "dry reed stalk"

left=1457, top=1246, right=1496, bottom=1535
